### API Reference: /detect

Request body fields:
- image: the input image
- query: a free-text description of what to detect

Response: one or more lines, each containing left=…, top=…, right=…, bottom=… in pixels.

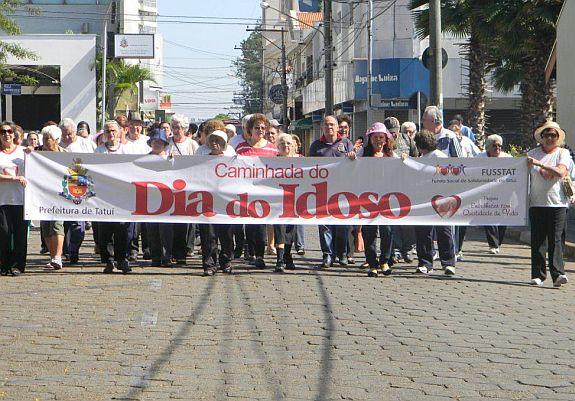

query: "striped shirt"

left=236, top=141, right=278, bottom=157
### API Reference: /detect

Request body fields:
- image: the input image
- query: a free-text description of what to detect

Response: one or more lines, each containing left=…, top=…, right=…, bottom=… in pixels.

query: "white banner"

left=24, top=153, right=528, bottom=226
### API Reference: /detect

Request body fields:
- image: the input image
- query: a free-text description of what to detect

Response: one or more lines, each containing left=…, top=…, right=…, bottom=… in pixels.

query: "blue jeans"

left=318, top=225, right=350, bottom=259
left=295, top=225, right=305, bottom=250
left=64, top=221, right=85, bottom=258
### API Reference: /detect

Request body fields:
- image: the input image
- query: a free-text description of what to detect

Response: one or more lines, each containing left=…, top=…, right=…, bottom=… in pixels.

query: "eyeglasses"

left=542, top=133, right=559, bottom=139
left=0, top=129, right=13, bottom=134
left=492, top=144, right=503, bottom=148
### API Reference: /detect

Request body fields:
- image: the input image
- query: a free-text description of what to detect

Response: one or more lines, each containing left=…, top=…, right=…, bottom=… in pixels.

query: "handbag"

left=562, top=175, right=575, bottom=198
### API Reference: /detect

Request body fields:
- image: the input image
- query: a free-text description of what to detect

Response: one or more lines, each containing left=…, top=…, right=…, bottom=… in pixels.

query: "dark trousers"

left=484, top=226, right=507, bottom=248
left=415, top=225, right=455, bottom=269
left=147, top=223, right=173, bottom=262
left=185, top=223, right=196, bottom=254
left=98, top=222, right=129, bottom=264
left=172, top=223, right=189, bottom=260
left=319, top=225, right=351, bottom=259
left=245, top=224, right=266, bottom=258
left=199, top=224, right=233, bottom=269
left=347, top=226, right=359, bottom=258
left=454, top=226, right=467, bottom=253
left=362, top=225, right=393, bottom=269
left=64, top=221, right=85, bottom=258
left=0, top=205, right=28, bottom=272
left=530, top=207, right=567, bottom=281
left=273, top=224, right=295, bottom=246
left=232, top=224, right=247, bottom=255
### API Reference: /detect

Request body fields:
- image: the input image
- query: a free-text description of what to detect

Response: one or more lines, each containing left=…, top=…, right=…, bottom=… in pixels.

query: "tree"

left=410, top=0, right=492, bottom=148
left=233, top=31, right=263, bottom=115
left=483, top=0, right=562, bottom=146
left=213, top=113, right=231, bottom=121
left=0, top=1, right=38, bottom=85
left=105, top=59, right=155, bottom=119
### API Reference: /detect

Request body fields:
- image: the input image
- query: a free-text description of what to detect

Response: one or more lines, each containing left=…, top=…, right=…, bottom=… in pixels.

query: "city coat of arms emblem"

left=59, top=158, right=96, bottom=205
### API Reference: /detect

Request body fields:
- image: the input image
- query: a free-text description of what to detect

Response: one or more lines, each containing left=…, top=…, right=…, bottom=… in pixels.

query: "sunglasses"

left=0, top=129, right=13, bottom=134
left=542, top=133, right=559, bottom=139
left=492, top=144, right=503, bottom=148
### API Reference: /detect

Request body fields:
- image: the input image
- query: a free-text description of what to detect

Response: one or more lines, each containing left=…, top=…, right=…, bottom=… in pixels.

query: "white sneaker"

left=530, top=278, right=543, bottom=286
left=455, top=251, right=463, bottom=261
left=553, top=275, right=568, bottom=288
left=489, top=247, right=500, bottom=254
left=416, top=266, right=428, bottom=274
left=444, top=266, right=455, bottom=276
left=433, top=251, right=439, bottom=261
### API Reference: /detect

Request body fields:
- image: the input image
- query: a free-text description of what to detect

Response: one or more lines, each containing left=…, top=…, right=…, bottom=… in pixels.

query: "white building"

left=262, top=0, right=521, bottom=145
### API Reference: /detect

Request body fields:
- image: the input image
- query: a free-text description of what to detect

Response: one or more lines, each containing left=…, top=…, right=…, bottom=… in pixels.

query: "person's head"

left=128, top=115, right=143, bottom=139
left=401, top=121, right=417, bottom=139
left=41, top=125, right=62, bottom=151
left=277, top=133, right=296, bottom=157
left=485, top=134, right=503, bottom=157
left=291, top=134, right=302, bottom=154
left=337, top=115, right=352, bottom=138
left=453, top=114, right=465, bottom=125
left=201, top=119, right=226, bottom=145
left=147, top=128, right=169, bottom=155
left=266, top=126, right=279, bottom=144
left=365, top=122, right=394, bottom=156
left=115, top=115, right=129, bottom=138
left=171, top=115, right=189, bottom=139
left=422, top=106, right=443, bottom=133
left=187, top=123, right=198, bottom=137
left=383, top=117, right=401, bottom=139
left=160, top=121, right=171, bottom=137
left=241, top=114, right=253, bottom=139
left=224, top=124, right=237, bottom=140
left=26, top=132, right=40, bottom=148
left=534, top=121, right=565, bottom=149
left=447, top=119, right=462, bottom=138
left=207, top=130, right=228, bottom=155
left=246, top=113, right=270, bottom=144
left=77, top=121, right=90, bottom=138
left=414, top=129, right=437, bottom=154
left=59, top=118, right=77, bottom=143
left=0, top=121, right=16, bottom=150
left=104, top=120, right=121, bottom=143
left=322, top=115, right=339, bottom=140
left=12, top=125, right=23, bottom=145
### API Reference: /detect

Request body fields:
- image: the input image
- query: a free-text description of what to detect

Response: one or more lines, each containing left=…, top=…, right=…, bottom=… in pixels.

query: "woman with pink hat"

left=361, top=122, right=397, bottom=278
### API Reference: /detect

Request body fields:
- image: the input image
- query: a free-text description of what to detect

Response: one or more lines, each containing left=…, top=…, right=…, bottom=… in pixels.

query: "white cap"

left=41, top=125, right=62, bottom=143
left=269, top=119, right=281, bottom=128
left=224, top=124, right=236, bottom=134
left=207, top=130, right=228, bottom=149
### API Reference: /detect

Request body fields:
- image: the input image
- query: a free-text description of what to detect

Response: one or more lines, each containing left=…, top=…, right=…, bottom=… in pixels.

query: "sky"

left=158, top=0, right=261, bottom=120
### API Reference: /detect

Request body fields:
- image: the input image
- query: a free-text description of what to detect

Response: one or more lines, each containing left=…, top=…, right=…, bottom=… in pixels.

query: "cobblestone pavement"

left=0, top=226, right=574, bottom=401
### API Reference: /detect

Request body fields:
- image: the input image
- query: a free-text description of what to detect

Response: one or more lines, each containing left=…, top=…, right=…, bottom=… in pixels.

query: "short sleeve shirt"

left=528, top=147, right=571, bottom=207
left=236, top=141, right=278, bottom=157
left=0, top=146, right=26, bottom=205
left=62, top=137, right=96, bottom=153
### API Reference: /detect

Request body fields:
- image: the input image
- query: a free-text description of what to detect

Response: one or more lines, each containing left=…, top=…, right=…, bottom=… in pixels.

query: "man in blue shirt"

left=422, top=106, right=464, bottom=158
left=309, top=115, right=354, bottom=268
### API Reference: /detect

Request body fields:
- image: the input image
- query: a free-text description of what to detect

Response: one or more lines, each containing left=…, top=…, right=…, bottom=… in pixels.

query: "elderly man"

left=167, top=115, right=199, bottom=156
left=123, top=115, right=150, bottom=155
left=309, top=115, right=355, bottom=268
left=95, top=121, right=132, bottom=274
left=401, top=121, right=417, bottom=140
left=422, top=106, right=463, bottom=158
left=58, top=118, right=96, bottom=265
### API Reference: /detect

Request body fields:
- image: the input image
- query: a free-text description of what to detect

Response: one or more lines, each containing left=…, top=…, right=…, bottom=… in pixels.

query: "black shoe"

left=150, top=260, right=161, bottom=267
left=254, top=258, right=266, bottom=269
left=142, top=250, right=151, bottom=260
left=222, top=263, right=233, bottom=274
left=161, top=259, right=174, bottom=268
left=233, top=249, right=243, bottom=259
left=274, top=261, right=286, bottom=273
left=347, top=257, right=356, bottom=265
left=0, top=269, right=8, bottom=276
left=297, top=249, right=305, bottom=256
left=244, top=254, right=255, bottom=262
left=402, top=253, right=414, bottom=263
left=103, top=262, right=115, bottom=274
left=118, top=261, right=132, bottom=274
left=368, top=268, right=379, bottom=277
left=321, top=256, right=332, bottom=269
left=175, top=259, right=186, bottom=265
left=69, top=255, right=79, bottom=265
left=9, top=268, right=22, bottom=277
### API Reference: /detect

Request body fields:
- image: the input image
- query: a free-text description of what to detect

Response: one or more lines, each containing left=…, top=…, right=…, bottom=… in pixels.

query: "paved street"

left=0, top=226, right=574, bottom=401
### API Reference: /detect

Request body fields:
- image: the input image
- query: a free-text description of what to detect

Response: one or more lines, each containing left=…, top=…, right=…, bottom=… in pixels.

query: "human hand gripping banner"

left=24, top=153, right=528, bottom=226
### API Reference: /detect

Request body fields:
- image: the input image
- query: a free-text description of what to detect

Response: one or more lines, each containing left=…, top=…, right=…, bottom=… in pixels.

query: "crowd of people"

left=0, top=106, right=570, bottom=288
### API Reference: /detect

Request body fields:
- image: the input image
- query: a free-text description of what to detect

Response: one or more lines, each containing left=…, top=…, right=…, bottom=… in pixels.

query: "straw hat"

left=534, top=120, right=565, bottom=145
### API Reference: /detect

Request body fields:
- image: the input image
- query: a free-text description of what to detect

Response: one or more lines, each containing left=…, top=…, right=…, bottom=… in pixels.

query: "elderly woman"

left=200, top=130, right=237, bottom=276
left=236, top=114, right=278, bottom=269
left=40, top=125, right=66, bottom=270
left=527, top=121, right=570, bottom=288
left=273, top=133, right=299, bottom=272
left=0, top=121, right=28, bottom=276
left=361, top=123, right=398, bottom=277
left=478, top=134, right=512, bottom=254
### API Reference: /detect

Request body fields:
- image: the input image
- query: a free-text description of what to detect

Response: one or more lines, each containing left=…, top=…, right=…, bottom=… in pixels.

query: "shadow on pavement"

left=313, top=272, right=336, bottom=401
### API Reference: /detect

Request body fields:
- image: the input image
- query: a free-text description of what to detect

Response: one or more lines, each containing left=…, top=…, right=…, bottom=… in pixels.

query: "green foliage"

left=213, top=113, right=231, bottom=121
left=507, top=143, right=529, bottom=157
left=233, top=31, right=262, bottom=115
left=0, top=0, right=38, bottom=84
left=105, top=59, right=156, bottom=118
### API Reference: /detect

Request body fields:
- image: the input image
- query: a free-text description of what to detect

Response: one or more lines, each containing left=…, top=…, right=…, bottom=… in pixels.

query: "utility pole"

left=280, top=28, right=288, bottom=129
left=429, top=0, right=443, bottom=111
left=323, top=0, right=334, bottom=116
left=366, top=0, right=373, bottom=126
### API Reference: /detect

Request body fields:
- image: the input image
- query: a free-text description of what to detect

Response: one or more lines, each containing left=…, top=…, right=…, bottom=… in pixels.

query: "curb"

left=507, top=226, right=575, bottom=259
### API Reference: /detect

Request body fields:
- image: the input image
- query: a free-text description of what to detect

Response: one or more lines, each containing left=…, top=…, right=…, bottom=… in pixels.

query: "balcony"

left=139, top=0, right=157, bottom=15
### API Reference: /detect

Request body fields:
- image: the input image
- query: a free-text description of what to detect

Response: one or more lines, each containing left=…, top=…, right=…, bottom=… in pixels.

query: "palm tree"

left=106, top=59, right=156, bottom=118
left=483, top=0, right=562, bottom=147
left=410, top=0, right=493, bottom=148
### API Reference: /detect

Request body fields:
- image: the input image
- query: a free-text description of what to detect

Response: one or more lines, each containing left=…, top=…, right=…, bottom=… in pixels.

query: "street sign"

left=114, top=34, right=155, bottom=59
left=269, top=84, right=285, bottom=105
left=379, top=98, right=410, bottom=109
left=2, top=84, right=21, bottom=96
left=422, top=47, right=448, bottom=70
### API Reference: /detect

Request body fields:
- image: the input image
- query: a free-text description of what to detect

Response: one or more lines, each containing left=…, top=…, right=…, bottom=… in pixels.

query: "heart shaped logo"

left=431, top=195, right=461, bottom=218
left=2, top=166, right=17, bottom=177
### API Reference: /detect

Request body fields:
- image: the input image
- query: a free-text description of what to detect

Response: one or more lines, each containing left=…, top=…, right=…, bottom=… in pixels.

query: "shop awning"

left=291, top=117, right=313, bottom=130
